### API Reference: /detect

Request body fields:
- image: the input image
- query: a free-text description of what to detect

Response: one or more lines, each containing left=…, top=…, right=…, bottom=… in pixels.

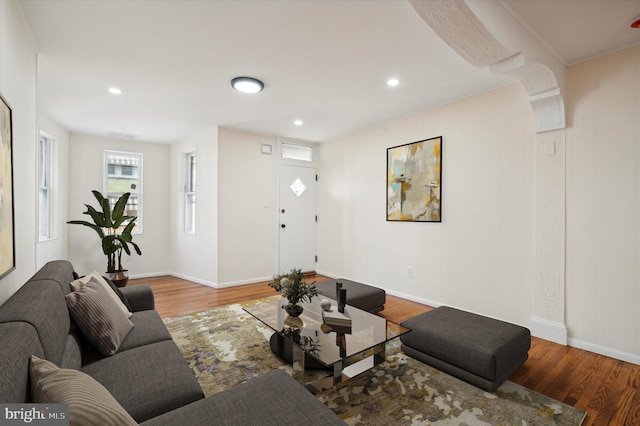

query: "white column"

left=531, top=129, right=567, bottom=345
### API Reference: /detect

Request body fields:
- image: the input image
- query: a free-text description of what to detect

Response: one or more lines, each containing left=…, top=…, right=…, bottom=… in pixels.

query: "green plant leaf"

left=117, top=237, right=132, bottom=255
left=112, top=193, right=130, bottom=222
left=84, top=205, right=106, bottom=228
left=112, top=215, right=132, bottom=229
left=101, top=198, right=112, bottom=227
left=102, top=235, right=119, bottom=255
left=120, top=219, right=137, bottom=239
left=131, top=241, right=142, bottom=256
left=66, top=220, right=105, bottom=239
left=91, top=190, right=105, bottom=204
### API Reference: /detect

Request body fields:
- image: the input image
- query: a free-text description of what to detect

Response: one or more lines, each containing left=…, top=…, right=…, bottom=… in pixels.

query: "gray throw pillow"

left=30, top=355, right=138, bottom=426
left=65, top=279, right=134, bottom=356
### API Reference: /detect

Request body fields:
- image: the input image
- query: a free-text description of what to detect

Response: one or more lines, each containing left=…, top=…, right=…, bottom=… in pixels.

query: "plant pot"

left=107, top=270, right=129, bottom=288
left=284, top=302, right=303, bottom=317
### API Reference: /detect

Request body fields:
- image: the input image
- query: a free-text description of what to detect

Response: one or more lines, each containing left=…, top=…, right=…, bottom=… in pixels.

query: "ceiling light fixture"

left=231, top=76, right=264, bottom=94
left=387, top=78, right=400, bottom=87
left=108, top=87, right=122, bottom=95
left=294, top=119, right=303, bottom=126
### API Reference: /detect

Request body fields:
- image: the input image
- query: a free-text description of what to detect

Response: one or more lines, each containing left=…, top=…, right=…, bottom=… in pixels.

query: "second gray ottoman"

left=400, top=306, right=530, bottom=391
left=314, top=279, right=385, bottom=313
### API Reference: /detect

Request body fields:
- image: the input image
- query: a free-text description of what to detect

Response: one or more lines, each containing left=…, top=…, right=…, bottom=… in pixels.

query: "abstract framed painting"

left=0, top=93, right=15, bottom=279
left=387, top=136, right=442, bottom=222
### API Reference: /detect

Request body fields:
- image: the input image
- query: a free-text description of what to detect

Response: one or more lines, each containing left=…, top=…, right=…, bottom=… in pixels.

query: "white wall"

left=0, top=0, right=38, bottom=304
left=169, top=128, right=219, bottom=286
left=36, top=113, right=69, bottom=269
left=318, top=82, right=537, bottom=327
left=67, top=133, right=170, bottom=277
left=566, top=45, right=640, bottom=362
left=217, top=128, right=278, bottom=286
left=318, top=45, right=640, bottom=363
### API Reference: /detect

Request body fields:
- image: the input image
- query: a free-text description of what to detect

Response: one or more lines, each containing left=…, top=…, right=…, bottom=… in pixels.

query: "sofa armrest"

left=119, top=285, right=155, bottom=312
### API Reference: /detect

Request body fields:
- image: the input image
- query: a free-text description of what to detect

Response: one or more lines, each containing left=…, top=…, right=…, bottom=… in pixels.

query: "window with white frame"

left=38, top=133, right=54, bottom=240
left=104, top=150, right=143, bottom=233
left=281, top=142, right=313, bottom=162
left=184, top=151, right=196, bottom=234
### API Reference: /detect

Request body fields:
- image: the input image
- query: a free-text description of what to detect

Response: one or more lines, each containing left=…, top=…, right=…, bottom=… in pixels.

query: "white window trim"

left=103, top=150, right=143, bottom=234
left=38, top=132, right=55, bottom=242
left=278, top=138, right=317, bottom=168
left=184, top=150, right=196, bottom=234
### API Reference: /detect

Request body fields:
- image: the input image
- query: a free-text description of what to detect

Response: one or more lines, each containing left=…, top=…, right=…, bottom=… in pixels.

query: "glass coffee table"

left=243, top=295, right=410, bottom=394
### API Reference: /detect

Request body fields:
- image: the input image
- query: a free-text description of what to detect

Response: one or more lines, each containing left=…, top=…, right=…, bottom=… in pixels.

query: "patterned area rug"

left=164, top=299, right=586, bottom=425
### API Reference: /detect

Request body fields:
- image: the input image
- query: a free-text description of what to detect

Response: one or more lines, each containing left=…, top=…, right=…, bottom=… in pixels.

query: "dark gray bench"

left=400, top=306, right=530, bottom=391
left=314, top=279, right=385, bottom=313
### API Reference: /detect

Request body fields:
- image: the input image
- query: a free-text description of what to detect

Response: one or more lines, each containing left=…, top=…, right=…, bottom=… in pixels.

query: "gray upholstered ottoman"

left=315, top=279, right=385, bottom=313
left=400, top=306, right=530, bottom=391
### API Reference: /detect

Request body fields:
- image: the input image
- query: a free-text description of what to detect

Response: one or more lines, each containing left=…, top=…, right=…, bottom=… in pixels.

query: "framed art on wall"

left=0, top=94, right=15, bottom=279
left=387, top=136, right=442, bottom=222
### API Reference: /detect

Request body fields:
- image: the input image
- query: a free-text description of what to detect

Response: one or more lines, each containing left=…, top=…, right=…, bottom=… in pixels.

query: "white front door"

left=279, top=164, right=317, bottom=273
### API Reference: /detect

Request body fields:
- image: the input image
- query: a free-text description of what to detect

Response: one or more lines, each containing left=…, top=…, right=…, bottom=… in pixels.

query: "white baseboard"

left=529, top=317, right=567, bottom=345
left=384, top=288, right=443, bottom=309
left=168, top=271, right=218, bottom=288
left=315, top=270, right=339, bottom=279
left=315, top=271, right=444, bottom=308
left=568, top=338, right=640, bottom=365
left=216, top=276, right=273, bottom=289
left=128, top=271, right=172, bottom=280
left=162, top=272, right=272, bottom=289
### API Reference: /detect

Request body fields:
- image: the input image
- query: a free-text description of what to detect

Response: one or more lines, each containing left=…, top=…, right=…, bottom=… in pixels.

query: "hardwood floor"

left=130, top=275, right=640, bottom=425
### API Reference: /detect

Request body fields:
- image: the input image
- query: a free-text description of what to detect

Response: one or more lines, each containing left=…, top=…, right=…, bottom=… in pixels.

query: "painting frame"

left=387, top=136, right=442, bottom=222
left=0, top=93, right=15, bottom=279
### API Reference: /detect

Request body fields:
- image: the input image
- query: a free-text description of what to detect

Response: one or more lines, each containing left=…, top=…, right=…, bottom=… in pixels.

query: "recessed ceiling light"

left=294, top=119, right=303, bottom=126
left=387, top=78, right=400, bottom=87
left=231, top=76, right=264, bottom=94
left=108, top=87, right=122, bottom=95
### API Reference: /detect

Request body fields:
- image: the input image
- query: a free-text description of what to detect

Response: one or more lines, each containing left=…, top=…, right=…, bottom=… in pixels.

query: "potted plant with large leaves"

left=67, top=190, right=142, bottom=287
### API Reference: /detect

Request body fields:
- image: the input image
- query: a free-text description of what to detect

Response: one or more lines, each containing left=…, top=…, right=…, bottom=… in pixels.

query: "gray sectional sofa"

left=0, top=260, right=344, bottom=425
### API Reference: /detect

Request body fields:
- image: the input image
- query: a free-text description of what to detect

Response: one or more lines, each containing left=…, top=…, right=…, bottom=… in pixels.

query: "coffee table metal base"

left=291, top=340, right=387, bottom=394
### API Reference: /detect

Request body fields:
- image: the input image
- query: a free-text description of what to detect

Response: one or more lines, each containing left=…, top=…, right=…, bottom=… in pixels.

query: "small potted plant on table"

left=269, top=268, right=318, bottom=317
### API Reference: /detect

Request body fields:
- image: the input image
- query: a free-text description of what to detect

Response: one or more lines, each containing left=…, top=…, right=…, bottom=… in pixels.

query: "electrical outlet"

left=407, top=266, right=413, bottom=278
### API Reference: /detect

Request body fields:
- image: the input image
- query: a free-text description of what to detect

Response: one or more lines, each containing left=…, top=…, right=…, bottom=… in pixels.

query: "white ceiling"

left=18, top=0, right=640, bottom=144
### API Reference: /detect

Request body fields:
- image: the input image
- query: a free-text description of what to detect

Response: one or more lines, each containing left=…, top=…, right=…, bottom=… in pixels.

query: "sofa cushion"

left=0, top=322, right=45, bottom=403
left=0, top=280, right=70, bottom=365
left=58, top=330, right=83, bottom=370
left=29, top=260, right=75, bottom=295
left=65, top=280, right=134, bottom=356
left=141, top=369, right=345, bottom=426
left=70, top=271, right=132, bottom=318
left=82, top=340, right=204, bottom=423
left=30, top=355, right=137, bottom=426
